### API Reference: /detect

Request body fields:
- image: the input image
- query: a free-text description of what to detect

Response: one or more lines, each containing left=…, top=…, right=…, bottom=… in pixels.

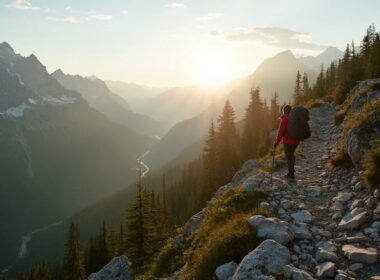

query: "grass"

left=140, top=187, right=270, bottom=280
left=181, top=187, right=270, bottom=280
left=180, top=213, right=262, bottom=280
left=361, top=140, right=380, bottom=193
left=329, top=148, right=353, bottom=169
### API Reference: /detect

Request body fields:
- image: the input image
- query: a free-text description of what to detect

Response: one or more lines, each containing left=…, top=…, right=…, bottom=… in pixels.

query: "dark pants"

left=284, top=144, right=298, bottom=176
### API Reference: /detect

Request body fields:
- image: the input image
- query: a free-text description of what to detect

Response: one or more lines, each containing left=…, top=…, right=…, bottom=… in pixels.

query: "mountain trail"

left=264, top=103, right=380, bottom=279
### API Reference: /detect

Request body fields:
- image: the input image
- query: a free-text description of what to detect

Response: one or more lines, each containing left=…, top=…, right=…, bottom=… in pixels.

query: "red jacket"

left=274, top=114, right=300, bottom=145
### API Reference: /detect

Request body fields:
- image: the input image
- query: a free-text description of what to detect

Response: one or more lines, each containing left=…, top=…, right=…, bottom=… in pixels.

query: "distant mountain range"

left=52, top=70, right=164, bottom=138
left=299, top=46, right=344, bottom=71
left=0, top=42, right=153, bottom=271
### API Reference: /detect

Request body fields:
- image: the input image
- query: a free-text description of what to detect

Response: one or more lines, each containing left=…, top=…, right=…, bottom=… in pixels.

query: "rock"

left=316, top=262, right=336, bottom=278
left=282, top=264, right=315, bottom=280
left=248, top=215, right=294, bottom=245
left=342, top=244, right=378, bottom=264
left=232, top=240, right=290, bottom=280
left=350, top=199, right=363, bottom=210
left=367, top=196, right=375, bottom=209
left=348, top=263, right=364, bottom=272
left=372, top=221, right=380, bottom=229
left=346, top=128, right=365, bottom=167
left=291, top=222, right=312, bottom=239
left=333, top=192, right=353, bottom=204
left=259, top=202, right=270, bottom=210
left=88, top=256, right=131, bottom=280
left=291, top=210, right=313, bottom=223
left=242, top=174, right=265, bottom=192
left=316, top=249, right=339, bottom=262
left=171, top=234, right=184, bottom=246
left=317, top=241, right=337, bottom=252
left=184, top=210, right=205, bottom=236
left=280, top=199, right=292, bottom=210
left=216, top=261, right=238, bottom=280
left=338, top=209, right=368, bottom=230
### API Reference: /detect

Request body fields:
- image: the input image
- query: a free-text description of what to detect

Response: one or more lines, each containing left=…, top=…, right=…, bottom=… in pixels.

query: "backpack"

left=287, top=106, right=311, bottom=140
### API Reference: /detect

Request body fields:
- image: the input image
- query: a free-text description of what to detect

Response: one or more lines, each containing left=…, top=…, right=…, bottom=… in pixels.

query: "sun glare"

left=194, top=50, right=233, bottom=86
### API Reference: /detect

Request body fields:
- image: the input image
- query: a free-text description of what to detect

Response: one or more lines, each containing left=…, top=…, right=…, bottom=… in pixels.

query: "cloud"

left=86, top=13, right=113, bottom=21
left=65, top=6, right=72, bottom=11
left=164, top=2, right=187, bottom=9
left=46, top=16, right=77, bottom=24
left=196, top=13, right=224, bottom=21
left=121, top=10, right=128, bottom=15
left=225, top=27, right=325, bottom=50
left=5, top=0, right=40, bottom=11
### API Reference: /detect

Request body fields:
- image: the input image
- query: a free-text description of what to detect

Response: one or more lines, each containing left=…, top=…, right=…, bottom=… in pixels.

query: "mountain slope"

left=299, top=46, right=344, bottom=71
left=52, top=70, right=164, bottom=137
left=145, top=50, right=317, bottom=169
left=0, top=42, right=153, bottom=271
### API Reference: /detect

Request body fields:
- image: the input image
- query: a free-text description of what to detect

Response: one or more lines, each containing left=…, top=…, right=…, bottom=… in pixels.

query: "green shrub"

left=150, top=242, right=184, bottom=278
left=205, top=188, right=268, bottom=227
left=181, top=214, right=262, bottom=280
left=361, top=140, right=380, bottom=193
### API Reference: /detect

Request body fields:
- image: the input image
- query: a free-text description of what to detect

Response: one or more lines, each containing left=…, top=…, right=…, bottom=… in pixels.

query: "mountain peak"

left=52, top=69, right=66, bottom=77
left=274, top=50, right=296, bottom=60
left=0, top=41, right=16, bottom=58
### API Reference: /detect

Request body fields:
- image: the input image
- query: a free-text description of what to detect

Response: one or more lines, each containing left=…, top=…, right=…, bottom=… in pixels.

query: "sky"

left=1, top=0, right=380, bottom=87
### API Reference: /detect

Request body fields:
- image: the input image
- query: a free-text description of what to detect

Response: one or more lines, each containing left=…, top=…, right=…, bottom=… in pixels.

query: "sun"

left=194, top=50, right=233, bottom=86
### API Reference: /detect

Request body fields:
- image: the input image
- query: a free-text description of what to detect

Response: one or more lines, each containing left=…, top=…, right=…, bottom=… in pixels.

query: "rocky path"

left=260, top=103, right=380, bottom=279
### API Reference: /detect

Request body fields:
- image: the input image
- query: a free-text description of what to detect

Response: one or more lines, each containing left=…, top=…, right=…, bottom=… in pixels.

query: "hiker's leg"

left=284, top=144, right=297, bottom=177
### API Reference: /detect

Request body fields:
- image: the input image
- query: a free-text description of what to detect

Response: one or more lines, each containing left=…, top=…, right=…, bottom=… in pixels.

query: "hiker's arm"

left=274, top=118, right=286, bottom=145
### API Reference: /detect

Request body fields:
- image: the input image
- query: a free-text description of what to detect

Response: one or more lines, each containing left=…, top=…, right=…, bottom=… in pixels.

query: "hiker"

left=274, top=105, right=300, bottom=179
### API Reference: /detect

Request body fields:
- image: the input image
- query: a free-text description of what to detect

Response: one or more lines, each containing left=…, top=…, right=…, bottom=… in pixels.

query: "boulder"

left=316, top=262, right=335, bottom=278
left=316, top=249, right=339, bottom=262
left=342, top=244, right=378, bottom=264
left=184, top=209, right=205, bottom=236
left=291, top=222, right=312, bottom=240
left=232, top=240, right=290, bottom=280
left=248, top=215, right=294, bottom=245
left=338, top=208, right=368, bottom=230
left=346, top=128, right=365, bottom=167
left=88, top=256, right=131, bottom=280
left=291, top=210, right=313, bottom=223
left=242, top=174, right=264, bottom=192
left=231, top=160, right=261, bottom=187
left=215, top=261, right=238, bottom=280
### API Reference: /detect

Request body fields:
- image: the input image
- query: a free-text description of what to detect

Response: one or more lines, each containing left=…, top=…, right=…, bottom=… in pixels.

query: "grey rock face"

left=184, top=209, right=205, bottom=236
left=232, top=240, right=290, bottom=280
left=248, top=215, right=294, bottom=245
left=215, top=261, right=238, bottom=280
left=88, top=256, right=131, bottom=280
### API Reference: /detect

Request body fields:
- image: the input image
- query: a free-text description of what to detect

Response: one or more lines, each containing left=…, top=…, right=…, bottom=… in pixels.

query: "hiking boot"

left=285, top=173, right=295, bottom=180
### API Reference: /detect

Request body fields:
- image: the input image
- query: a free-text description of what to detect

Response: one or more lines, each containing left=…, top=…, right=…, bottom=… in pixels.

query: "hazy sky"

left=1, top=0, right=380, bottom=87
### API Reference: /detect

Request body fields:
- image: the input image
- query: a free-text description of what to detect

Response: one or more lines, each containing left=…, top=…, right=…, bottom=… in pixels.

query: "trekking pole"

left=270, top=145, right=276, bottom=187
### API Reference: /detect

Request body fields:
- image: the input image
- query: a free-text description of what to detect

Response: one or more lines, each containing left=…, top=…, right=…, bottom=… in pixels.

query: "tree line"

left=293, top=24, right=380, bottom=106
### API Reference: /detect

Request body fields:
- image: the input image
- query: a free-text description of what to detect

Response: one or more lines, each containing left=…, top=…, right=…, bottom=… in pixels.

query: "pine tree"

left=62, top=223, right=86, bottom=280
left=201, top=121, right=218, bottom=200
left=293, top=71, right=302, bottom=105
left=125, top=170, right=147, bottom=268
left=301, top=72, right=312, bottom=102
left=241, top=87, right=270, bottom=161
left=216, top=100, right=240, bottom=185
left=269, top=92, right=280, bottom=130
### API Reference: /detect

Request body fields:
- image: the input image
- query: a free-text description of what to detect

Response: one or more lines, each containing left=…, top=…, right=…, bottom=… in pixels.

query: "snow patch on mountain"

left=4, top=102, right=29, bottom=118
